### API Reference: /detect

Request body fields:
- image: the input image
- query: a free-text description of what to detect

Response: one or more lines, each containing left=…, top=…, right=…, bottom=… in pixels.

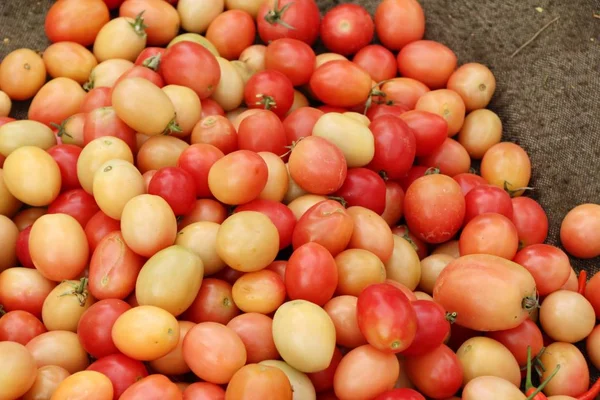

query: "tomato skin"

left=191, top=115, right=238, bottom=155
left=182, top=278, right=240, bottom=325
left=373, top=388, right=426, bottom=400
left=15, top=226, right=35, bottom=268
left=47, top=144, right=83, bottom=191
left=235, top=199, right=296, bottom=250
left=486, top=319, right=544, bottom=366
left=257, top=0, right=321, bottom=46
left=375, top=0, right=425, bottom=50
left=206, top=10, right=256, bottom=60
left=244, top=70, right=295, bottom=118
left=45, top=0, right=110, bottom=46
left=0, top=268, right=56, bottom=318
left=148, top=167, right=197, bottom=216
left=404, top=344, right=463, bottom=398
left=400, top=300, right=450, bottom=357
left=201, top=98, right=226, bottom=118
left=398, top=110, right=448, bottom=157
left=309, top=60, right=372, bottom=108
left=177, top=144, right=224, bottom=198
left=87, top=354, right=149, bottom=400
left=356, top=283, right=417, bottom=353
left=464, top=184, right=514, bottom=225
left=237, top=110, right=288, bottom=156
left=366, top=115, right=417, bottom=180
left=0, top=310, right=47, bottom=345
left=397, top=40, right=457, bottom=89
left=292, top=200, right=354, bottom=257
left=403, top=174, right=466, bottom=244
left=418, top=138, right=471, bottom=177
left=560, top=203, right=600, bottom=259
left=283, top=107, right=323, bottom=146
left=265, top=38, right=316, bottom=86
left=510, top=197, right=548, bottom=247
left=84, top=210, right=121, bottom=252
left=159, top=41, right=221, bottom=100
left=452, top=172, right=487, bottom=196
left=353, top=45, right=397, bottom=83
left=381, top=181, right=405, bottom=227
left=334, top=168, right=386, bottom=215
left=77, top=299, right=131, bottom=359
left=512, top=244, right=571, bottom=296
left=83, top=107, right=137, bottom=152
left=47, top=188, right=100, bottom=227
left=285, top=243, right=338, bottom=306
left=320, top=4, right=374, bottom=56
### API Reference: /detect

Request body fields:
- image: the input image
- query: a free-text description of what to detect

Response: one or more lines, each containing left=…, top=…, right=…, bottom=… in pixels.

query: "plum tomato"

left=148, top=167, right=197, bottom=216
left=80, top=87, right=112, bottom=113
left=206, top=10, right=256, bottom=60
left=452, top=172, right=487, bottom=196
left=235, top=199, right=297, bottom=250
left=353, top=45, right=397, bottom=83
left=486, top=319, right=544, bottom=367
left=513, top=244, right=571, bottom=296
left=374, top=0, right=425, bottom=51
left=0, top=310, right=47, bottom=345
left=381, top=181, right=405, bottom=227
left=511, top=197, right=549, bottom=247
left=463, top=184, right=514, bottom=225
left=47, top=144, right=82, bottom=192
left=418, top=137, right=471, bottom=177
left=404, top=344, right=463, bottom=399
left=401, top=300, right=452, bottom=357
left=309, top=60, right=372, bottom=108
left=459, top=213, right=519, bottom=260
left=366, top=115, right=417, bottom=180
left=447, top=62, right=497, bottom=111
left=84, top=210, right=120, bottom=252
left=47, top=188, right=100, bottom=228
left=320, top=4, right=374, bottom=56
left=83, top=107, right=137, bottom=152
left=265, top=38, right=316, bottom=86
left=357, top=283, right=417, bottom=353
left=397, top=40, right=457, bottom=89
left=397, top=165, right=429, bottom=192
left=243, top=70, right=295, bottom=118
left=334, top=168, right=387, bottom=215
left=177, top=143, right=224, bottom=198
left=560, top=203, right=600, bottom=259
left=480, top=142, right=532, bottom=197
left=283, top=107, right=323, bottom=146
left=134, top=47, right=166, bottom=68
left=87, top=354, right=149, bottom=399
left=398, top=110, right=447, bottom=157
left=237, top=110, right=287, bottom=156
left=414, top=89, right=466, bottom=137
left=256, top=0, right=321, bottom=46
left=77, top=299, right=131, bottom=359
left=45, top=0, right=110, bottom=46
left=182, top=278, right=240, bottom=325
left=457, top=109, right=502, bottom=159
left=403, top=174, right=466, bottom=244
left=191, top=115, right=238, bottom=155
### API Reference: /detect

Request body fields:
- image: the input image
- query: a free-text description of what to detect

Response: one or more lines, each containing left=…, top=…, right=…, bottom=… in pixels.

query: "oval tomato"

left=401, top=300, right=452, bottom=357
left=256, top=0, right=321, bottom=46
left=320, top=4, right=374, bottom=56
left=404, top=344, right=463, bottom=399
left=47, top=188, right=100, bottom=227
left=366, top=115, right=417, bottom=180
left=77, top=299, right=131, bottom=359
left=87, top=354, right=148, bottom=400
left=334, top=168, right=386, bottom=215
left=309, top=60, right=372, bottom=108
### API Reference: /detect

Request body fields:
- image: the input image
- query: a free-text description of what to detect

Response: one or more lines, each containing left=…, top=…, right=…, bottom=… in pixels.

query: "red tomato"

left=83, top=107, right=137, bottom=151
left=257, top=0, right=321, bottom=46
left=77, top=299, right=131, bottom=359
left=148, top=167, right=197, bottom=216
left=235, top=199, right=297, bottom=250
left=265, top=38, right=316, bottom=86
left=134, top=47, right=166, bottom=68
left=244, top=70, right=295, bottom=118
left=285, top=242, right=338, bottom=306
left=318, top=105, right=349, bottom=113
left=366, top=115, right=416, bottom=180
left=418, top=138, right=471, bottom=177
left=183, top=382, right=226, bottom=399
left=404, top=344, right=463, bottom=398
left=334, top=168, right=386, bottom=215
left=374, top=0, right=425, bottom=50
left=45, top=0, right=110, bottom=46
left=310, top=60, right=372, bottom=108
left=46, top=144, right=81, bottom=192
left=87, top=354, right=149, bottom=400
left=398, top=110, right=448, bottom=157
left=159, top=41, right=221, bottom=99
left=401, top=300, right=451, bottom=357
left=177, top=144, right=225, bottom=198
left=510, top=197, right=549, bottom=247
left=206, top=10, right=256, bottom=60
left=460, top=213, right=519, bottom=259
left=366, top=104, right=410, bottom=121
left=381, top=181, right=405, bottom=227
left=237, top=110, right=288, bottom=156
left=357, top=283, right=417, bottom=353
left=452, top=172, right=487, bottom=196
left=120, top=375, right=181, bottom=400
left=353, top=45, right=397, bottom=83
left=391, top=225, right=429, bottom=260
left=47, top=188, right=100, bottom=227
left=283, top=107, right=323, bottom=145
left=80, top=87, right=112, bottom=113
left=398, top=165, right=429, bottom=192
left=201, top=98, right=226, bottom=119
left=464, top=184, right=514, bottom=225
left=181, top=279, right=240, bottom=325
left=486, top=319, right=544, bottom=366
left=513, top=244, right=571, bottom=296
left=84, top=210, right=120, bottom=252
left=191, top=115, right=238, bottom=155
left=15, top=226, right=35, bottom=268
left=103, top=0, right=125, bottom=9
left=320, top=4, right=374, bottom=56
left=306, top=347, right=343, bottom=393
left=397, top=40, right=457, bottom=89
left=0, top=268, right=55, bottom=318
left=0, top=310, right=47, bottom=345
left=373, top=388, right=426, bottom=400
left=404, top=174, right=466, bottom=244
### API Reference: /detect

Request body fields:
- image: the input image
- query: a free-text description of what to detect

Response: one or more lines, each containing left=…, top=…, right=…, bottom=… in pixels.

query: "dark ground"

left=1, top=0, right=600, bottom=386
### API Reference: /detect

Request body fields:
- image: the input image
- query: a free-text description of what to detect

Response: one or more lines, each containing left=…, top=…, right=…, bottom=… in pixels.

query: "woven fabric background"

left=1, top=0, right=600, bottom=383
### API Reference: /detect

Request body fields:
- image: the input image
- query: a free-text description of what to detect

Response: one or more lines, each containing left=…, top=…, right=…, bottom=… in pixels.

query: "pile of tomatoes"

left=1, top=0, right=600, bottom=399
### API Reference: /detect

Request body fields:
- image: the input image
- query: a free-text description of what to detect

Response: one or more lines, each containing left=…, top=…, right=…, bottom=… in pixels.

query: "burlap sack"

left=1, top=0, right=600, bottom=383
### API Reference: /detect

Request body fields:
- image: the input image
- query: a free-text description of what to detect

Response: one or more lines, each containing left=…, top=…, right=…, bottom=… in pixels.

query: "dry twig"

left=510, top=17, right=560, bottom=58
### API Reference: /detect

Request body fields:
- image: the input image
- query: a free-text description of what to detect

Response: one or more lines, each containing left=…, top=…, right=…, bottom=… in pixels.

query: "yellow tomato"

left=0, top=341, right=38, bottom=400
left=136, top=135, right=189, bottom=173
left=23, top=365, right=70, bottom=400
left=77, top=136, right=134, bottom=194
left=384, top=235, right=421, bottom=291
left=0, top=48, right=46, bottom=100
left=42, top=279, right=96, bottom=332
left=0, top=215, right=18, bottom=272
left=149, top=320, right=195, bottom=375
left=0, top=120, right=57, bottom=157
left=211, top=57, right=244, bottom=111
left=257, top=152, right=289, bottom=203
left=93, top=17, right=147, bottom=62
left=51, top=371, right=113, bottom=400
left=259, top=360, right=316, bottom=400
left=92, top=159, right=145, bottom=220
left=175, top=221, right=226, bottom=275
left=26, top=330, right=90, bottom=374
left=162, top=85, right=202, bottom=138
left=86, top=59, right=134, bottom=89
left=176, top=0, right=224, bottom=34
left=42, top=42, right=98, bottom=84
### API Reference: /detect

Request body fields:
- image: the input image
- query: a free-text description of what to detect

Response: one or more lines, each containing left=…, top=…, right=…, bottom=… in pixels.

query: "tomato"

left=0, top=310, right=46, bottom=345
left=183, top=322, right=247, bottom=384
left=0, top=268, right=56, bottom=318
left=373, top=389, right=425, bottom=400
left=540, top=290, right=595, bottom=344
left=397, top=165, right=429, bottom=191
left=397, top=40, right=457, bottom=89
left=191, top=116, right=238, bottom=156
left=417, top=253, right=452, bottom=294
left=463, top=184, right=513, bottom=225
left=181, top=278, right=237, bottom=324
left=404, top=344, right=462, bottom=398
left=146, top=320, right=193, bottom=376
left=380, top=182, right=404, bottom=226
left=480, top=142, right=532, bottom=196
left=560, top=203, right=600, bottom=259
left=353, top=45, right=397, bottom=83
left=159, top=41, right=221, bottom=99
left=433, top=254, right=537, bottom=331
left=401, top=300, right=451, bottom=357
left=303, top=348, right=341, bottom=394
left=80, top=88, right=112, bottom=113
left=232, top=269, right=286, bottom=314
left=292, top=200, right=354, bottom=256
left=226, top=363, right=293, bottom=399
left=235, top=199, right=296, bottom=249
left=93, top=159, right=146, bottom=221
left=43, top=42, right=98, bottom=85
left=47, top=188, right=100, bottom=227
left=374, top=0, right=424, bottom=50
left=94, top=15, right=148, bottom=62
left=201, top=98, right=226, bottom=118
left=0, top=341, right=38, bottom=399
left=510, top=197, right=548, bottom=247
left=0, top=120, right=57, bottom=159
left=447, top=63, right=497, bottom=111
left=346, top=206, right=394, bottom=263
left=13, top=207, right=46, bottom=231
left=456, top=336, right=521, bottom=387
left=356, top=283, right=417, bottom=353
left=237, top=110, right=287, bottom=156
left=227, top=315, right=279, bottom=366
left=47, top=144, right=82, bottom=192
left=398, top=110, right=447, bottom=157
left=415, top=89, right=466, bottom=137
left=41, top=278, right=95, bottom=333
left=183, top=382, right=226, bottom=400
left=539, top=342, right=589, bottom=397
left=120, top=374, right=182, bottom=400
left=26, top=330, right=90, bottom=373
left=78, top=299, right=132, bottom=360
left=453, top=172, right=487, bottom=196
left=334, top=344, right=400, bottom=400
left=265, top=39, right=316, bottom=86
left=0, top=49, right=46, bottom=101
left=22, top=365, right=70, bottom=400
left=460, top=213, right=519, bottom=259
left=211, top=58, right=245, bottom=112
left=86, top=59, right=134, bottom=91
left=87, top=354, right=149, bottom=400
left=332, top=168, right=385, bottom=214
left=15, top=225, right=34, bottom=268
left=146, top=167, right=196, bottom=216
left=273, top=300, right=336, bottom=373
left=404, top=174, right=466, bottom=244
left=335, top=249, right=387, bottom=297
left=176, top=0, right=223, bottom=33
left=243, top=70, right=295, bottom=118
left=323, top=296, right=366, bottom=349
left=120, top=0, right=180, bottom=46
left=84, top=210, right=120, bottom=252
left=206, top=10, right=255, bottom=60
left=380, top=78, right=429, bottom=110
left=54, top=113, right=86, bottom=147
left=513, top=244, right=570, bottom=296
left=257, top=0, right=321, bottom=45
left=587, top=326, right=600, bottom=370
left=176, top=145, right=223, bottom=200
left=0, top=215, right=18, bottom=272
left=53, top=371, right=112, bottom=400
left=365, top=104, right=408, bottom=122
left=310, top=61, right=372, bottom=108
left=320, top=4, right=374, bottom=56
left=367, top=115, right=417, bottom=180
left=134, top=47, right=166, bottom=69
left=110, top=66, right=166, bottom=97
left=45, top=0, right=110, bottom=46
left=458, top=109, right=502, bottom=159
left=487, top=319, right=544, bottom=367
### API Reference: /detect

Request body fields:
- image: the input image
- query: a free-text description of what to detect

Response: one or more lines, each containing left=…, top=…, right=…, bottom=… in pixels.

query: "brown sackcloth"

left=2, top=0, right=600, bottom=385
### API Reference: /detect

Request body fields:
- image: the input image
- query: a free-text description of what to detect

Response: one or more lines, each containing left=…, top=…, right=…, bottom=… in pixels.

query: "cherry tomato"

left=257, top=0, right=321, bottom=46
left=206, top=10, right=256, bottom=60
left=244, top=70, right=295, bottom=118
left=235, top=199, right=296, bottom=250
left=397, top=40, right=457, bottom=89
left=404, top=344, right=463, bottom=398
left=29, top=78, right=86, bottom=127
left=320, top=4, right=374, bottom=56
left=310, top=60, right=372, bottom=108
left=83, top=107, right=137, bottom=152
left=452, top=172, right=487, bottom=196
left=120, top=0, right=180, bottom=46
left=398, top=165, right=429, bottom=192
left=232, top=269, right=286, bottom=314
left=201, top=98, right=226, bottom=118
left=398, top=110, right=448, bottom=157
left=401, top=300, right=451, bottom=357
left=148, top=167, right=197, bottom=216
left=380, top=78, right=429, bottom=110
left=191, top=115, right=238, bottom=155
left=80, top=88, right=111, bottom=113
left=366, top=103, right=409, bottom=121
left=381, top=181, right=405, bottom=227
left=560, top=203, right=600, bottom=259
left=367, top=115, right=417, bottom=180
left=227, top=313, right=279, bottom=364
left=182, top=278, right=239, bottom=325
left=486, top=319, right=544, bottom=366
left=334, top=168, right=386, bottom=215
left=77, top=299, right=131, bottom=359
left=464, top=184, right=514, bottom=224
left=178, top=199, right=228, bottom=228
left=513, top=244, right=571, bottom=296
left=374, top=0, right=425, bottom=50
left=45, top=0, right=110, bottom=46
left=0, top=268, right=56, bottom=318
left=176, top=144, right=224, bottom=199
left=511, top=197, right=549, bottom=247
left=353, top=45, right=397, bottom=83
left=480, top=142, right=532, bottom=196
left=0, top=49, right=46, bottom=101
left=459, top=213, right=519, bottom=259
left=0, top=310, right=46, bottom=345
left=87, top=354, right=149, bottom=400
left=282, top=108, right=322, bottom=146
left=447, top=62, right=497, bottom=111
left=265, top=38, right=316, bottom=86
left=237, top=110, right=288, bottom=156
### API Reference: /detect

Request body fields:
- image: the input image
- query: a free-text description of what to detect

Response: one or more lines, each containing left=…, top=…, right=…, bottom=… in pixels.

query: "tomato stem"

left=522, top=291, right=540, bottom=312
left=264, top=0, right=296, bottom=30
left=425, top=167, right=440, bottom=175
left=163, top=118, right=182, bottom=135
left=525, top=346, right=535, bottom=390
left=59, top=278, right=90, bottom=307
left=129, top=11, right=148, bottom=37
left=328, top=196, right=348, bottom=208
left=524, top=364, right=560, bottom=400
left=142, top=54, right=161, bottom=71
left=578, top=270, right=587, bottom=294
left=83, top=74, right=94, bottom=91
left=395, top=225, right=419, bottom=253
left=254, top=94, right=277, bottom=111
left=50, top=121, right=73, bottom=139
left=445, top=311, right=457, bottom=324
left=503, top=181, right=534, bottom=197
